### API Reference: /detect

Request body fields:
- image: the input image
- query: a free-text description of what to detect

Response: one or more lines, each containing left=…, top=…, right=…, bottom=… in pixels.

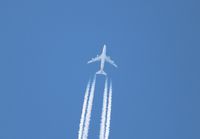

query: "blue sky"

left=0, top=0, right=200, bottom=139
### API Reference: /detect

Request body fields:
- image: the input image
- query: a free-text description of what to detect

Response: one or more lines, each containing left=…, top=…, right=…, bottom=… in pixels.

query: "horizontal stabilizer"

left=96, top=70, right=107, bottom=76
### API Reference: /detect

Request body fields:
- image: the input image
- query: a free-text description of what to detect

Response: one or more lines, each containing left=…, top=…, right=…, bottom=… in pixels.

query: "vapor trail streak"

left=78, top=80, right=91, bottom=139
left=83, top=76, right=96, bottom=139
left=99, top=79, right=108, bottom=139
left=105, top=81, right=112, bottom=139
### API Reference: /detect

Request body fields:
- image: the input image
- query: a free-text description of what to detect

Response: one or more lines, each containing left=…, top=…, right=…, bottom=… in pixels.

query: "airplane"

left=87, top=44, right=117, bottom=76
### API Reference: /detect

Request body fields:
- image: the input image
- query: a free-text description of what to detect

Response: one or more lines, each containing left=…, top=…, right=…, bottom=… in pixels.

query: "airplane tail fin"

left=96, top=70, right=107, bottom=76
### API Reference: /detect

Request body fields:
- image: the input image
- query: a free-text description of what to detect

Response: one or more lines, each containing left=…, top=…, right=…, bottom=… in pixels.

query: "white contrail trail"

left=105, top=81, right=112, bottom=139
left=78, top=80, right=91, bottom=139
left=82, top=76, right=96, bottom=139
left=99, top=78, right=108, bottom=139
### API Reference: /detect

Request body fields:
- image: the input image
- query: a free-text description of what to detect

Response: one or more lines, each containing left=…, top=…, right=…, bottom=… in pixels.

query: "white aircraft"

left=87, top=44, right=117, bottom=75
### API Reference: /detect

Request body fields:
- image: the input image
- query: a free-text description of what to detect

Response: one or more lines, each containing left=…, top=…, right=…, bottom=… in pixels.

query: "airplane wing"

left=106, top=56, right=117, bottom=67
left=87, top=55, right=101, bottom=64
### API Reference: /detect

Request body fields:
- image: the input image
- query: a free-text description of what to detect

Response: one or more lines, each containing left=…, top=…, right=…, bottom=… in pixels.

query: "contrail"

left=99, top=78, right=108, bottom=139
left=105, top=81, right=112, bottom=139
left=82, top=75, right=96, bottom=139
left=78, top=80, right=91, bottom=139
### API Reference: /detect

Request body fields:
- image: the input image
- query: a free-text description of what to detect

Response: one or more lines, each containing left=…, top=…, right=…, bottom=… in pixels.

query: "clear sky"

left=0, top=0, right=200, bottom=139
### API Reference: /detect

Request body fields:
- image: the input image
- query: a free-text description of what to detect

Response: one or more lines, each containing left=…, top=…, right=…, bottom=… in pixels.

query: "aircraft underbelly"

left=100, top=60, right=105, bottom=71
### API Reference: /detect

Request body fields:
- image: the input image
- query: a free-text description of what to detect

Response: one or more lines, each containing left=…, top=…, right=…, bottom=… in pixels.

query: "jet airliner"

left=87, top=45, right=117, bottom=76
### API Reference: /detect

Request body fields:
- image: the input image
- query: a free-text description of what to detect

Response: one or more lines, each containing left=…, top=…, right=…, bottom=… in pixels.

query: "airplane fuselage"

left=99, top=46, right=107, bottom=72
